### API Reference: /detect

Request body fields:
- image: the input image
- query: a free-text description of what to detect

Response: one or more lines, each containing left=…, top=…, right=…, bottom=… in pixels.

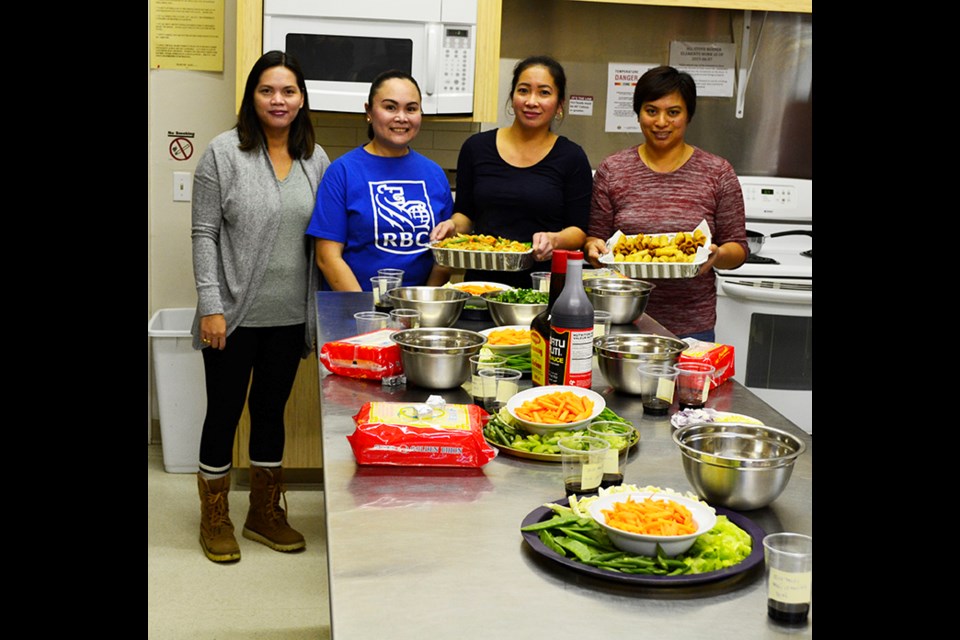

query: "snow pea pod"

left=520, top=513, right=582, bottom=532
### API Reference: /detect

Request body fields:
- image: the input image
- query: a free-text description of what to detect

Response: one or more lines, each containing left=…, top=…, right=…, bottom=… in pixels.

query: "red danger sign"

left=169, top=137, right=194, bottom=161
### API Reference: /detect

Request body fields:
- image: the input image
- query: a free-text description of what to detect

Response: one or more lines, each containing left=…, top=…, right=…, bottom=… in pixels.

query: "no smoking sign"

left=168, top=132, right=195, bottom=161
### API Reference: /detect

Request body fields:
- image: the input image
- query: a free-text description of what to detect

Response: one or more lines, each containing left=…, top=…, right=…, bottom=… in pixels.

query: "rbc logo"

left=370, top=181, right=435, bottom=254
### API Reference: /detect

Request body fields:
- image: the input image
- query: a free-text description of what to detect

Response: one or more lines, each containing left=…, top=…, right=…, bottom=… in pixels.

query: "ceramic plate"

left=520, top=498, right=765, bottom=587
left=451, top=281, right=514, bottom=310
left=478, top=325, right=533, bottom=355
left=670, top=408, right=765, bottom=429
left=506, top=386, right=606, bottom=435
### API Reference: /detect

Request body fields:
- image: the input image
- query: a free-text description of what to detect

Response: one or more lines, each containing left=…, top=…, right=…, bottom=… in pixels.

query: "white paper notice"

left=605, top=63, right=657, bottom=133
left=669, top=42, right=736, bottom=98
left=568, top=95, right=593, bottom=116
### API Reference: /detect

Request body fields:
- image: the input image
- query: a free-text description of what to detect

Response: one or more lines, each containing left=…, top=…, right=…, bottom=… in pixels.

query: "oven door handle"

left=719, top=279, right=812, bottom=305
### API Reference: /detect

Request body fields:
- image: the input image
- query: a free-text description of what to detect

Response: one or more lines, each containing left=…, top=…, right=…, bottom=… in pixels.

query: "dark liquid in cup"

left=564, top=481, right=599, bottom=497
left=642, top=399, right=672, bottom=415
left=767, top=600, right=809, bottom=624
left=679, top=401, right=706, bottom=410
left=599, top=473, right=623, bottom=489
left=374, top=303, right=393, bottom=313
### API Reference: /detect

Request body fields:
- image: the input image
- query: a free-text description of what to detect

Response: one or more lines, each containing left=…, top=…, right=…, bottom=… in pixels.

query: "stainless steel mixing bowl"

left=594, top=333, right=687, bottom=395
left=583, top=277, right=656, bottom=324
left=672, top=422, right=807, bottom=510
left=386, top=286, right=471, bottom=327
left=390, top=328, right=487, bottom=389
left=480, top=291, right=547, bottom=326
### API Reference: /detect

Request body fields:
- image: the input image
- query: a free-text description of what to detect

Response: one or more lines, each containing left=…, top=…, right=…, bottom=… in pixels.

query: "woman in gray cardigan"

left=190, top=50, right=330, bottom=563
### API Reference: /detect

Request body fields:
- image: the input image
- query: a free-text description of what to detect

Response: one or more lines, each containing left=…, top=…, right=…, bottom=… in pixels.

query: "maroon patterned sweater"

left=588, top=146, right=747, bottom=337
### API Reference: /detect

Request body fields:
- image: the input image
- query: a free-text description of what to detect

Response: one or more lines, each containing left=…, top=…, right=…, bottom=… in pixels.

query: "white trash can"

left=148, top=308, right=206, bottom=473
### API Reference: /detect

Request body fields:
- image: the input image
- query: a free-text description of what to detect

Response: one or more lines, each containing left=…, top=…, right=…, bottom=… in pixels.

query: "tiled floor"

left=147, top=444, right=331, bottom=639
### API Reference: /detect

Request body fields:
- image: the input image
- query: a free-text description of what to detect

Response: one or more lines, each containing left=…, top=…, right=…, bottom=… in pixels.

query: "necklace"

left=638, top=144, right=692, bottom=173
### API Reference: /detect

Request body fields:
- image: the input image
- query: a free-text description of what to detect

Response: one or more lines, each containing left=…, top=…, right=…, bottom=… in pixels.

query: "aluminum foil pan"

left=609, top=259, right=703, bottom=280
left=430, top=243, right=536, bottom=272
left=599, top=220, right=711, bottom=280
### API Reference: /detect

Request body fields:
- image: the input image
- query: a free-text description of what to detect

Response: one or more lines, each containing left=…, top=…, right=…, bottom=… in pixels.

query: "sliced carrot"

left=515, top=391, right=595, bottom=424
left=601, top=496, right=697, bottom=536
left=488, top=328, right=531, bottom=345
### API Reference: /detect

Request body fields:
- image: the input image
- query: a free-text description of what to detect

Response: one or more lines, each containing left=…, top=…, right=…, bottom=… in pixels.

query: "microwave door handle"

left=424, top=24, right=440, bottom=96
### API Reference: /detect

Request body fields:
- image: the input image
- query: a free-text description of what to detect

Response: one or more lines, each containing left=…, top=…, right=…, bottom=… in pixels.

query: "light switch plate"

left=173, top=171, right=191, bottom=202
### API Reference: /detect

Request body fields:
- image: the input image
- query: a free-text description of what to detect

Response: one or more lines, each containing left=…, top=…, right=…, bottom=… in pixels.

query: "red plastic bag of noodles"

left=348, top=400, right=497, bottom=468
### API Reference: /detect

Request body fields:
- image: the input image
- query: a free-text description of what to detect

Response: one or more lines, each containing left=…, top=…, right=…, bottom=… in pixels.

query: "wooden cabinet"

left=232, top=351, right=323, bottom=483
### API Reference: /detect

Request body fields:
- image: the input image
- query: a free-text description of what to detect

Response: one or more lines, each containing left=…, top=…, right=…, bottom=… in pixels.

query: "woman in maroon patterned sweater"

left=583, top=66, right=748, bottom=341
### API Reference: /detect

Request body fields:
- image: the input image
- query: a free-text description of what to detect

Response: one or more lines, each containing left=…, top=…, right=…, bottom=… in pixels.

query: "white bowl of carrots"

left=479, top=325, right=532, bottom=355
left=506, top=386, right=606, bottom=435
left=587, top=491, right=717, bottom=557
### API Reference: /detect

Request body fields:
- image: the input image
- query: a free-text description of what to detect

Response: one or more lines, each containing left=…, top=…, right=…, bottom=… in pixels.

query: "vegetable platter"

left=483, top=407, right=638, bottom=462
left=519, top=485, right=764, bottom=586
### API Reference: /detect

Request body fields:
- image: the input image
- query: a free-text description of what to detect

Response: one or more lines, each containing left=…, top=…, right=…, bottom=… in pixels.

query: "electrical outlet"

left=173, top=171, right=192, bottom=202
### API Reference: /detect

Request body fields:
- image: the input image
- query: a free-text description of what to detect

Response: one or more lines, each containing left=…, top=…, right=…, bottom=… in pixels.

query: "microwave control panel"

left=440, top=26, right=474, bottom=94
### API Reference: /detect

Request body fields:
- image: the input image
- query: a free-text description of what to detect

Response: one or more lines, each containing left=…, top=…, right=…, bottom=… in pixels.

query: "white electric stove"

left=714, top=176, right=813, bottom=433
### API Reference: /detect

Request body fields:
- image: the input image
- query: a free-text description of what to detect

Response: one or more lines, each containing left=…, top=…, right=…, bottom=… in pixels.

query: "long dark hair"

left=506, top=55, right=568, bottom=126
left=237, top=50, right=316, bottom=159
left=632, top=65, right=697, bottom=122
left=365, top=69, right=423, bottom=140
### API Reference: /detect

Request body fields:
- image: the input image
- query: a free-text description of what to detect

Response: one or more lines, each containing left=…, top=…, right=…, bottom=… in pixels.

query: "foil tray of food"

left=430, top=235, right=535, bottom=272
left=599, top=220, right=712, bottom=279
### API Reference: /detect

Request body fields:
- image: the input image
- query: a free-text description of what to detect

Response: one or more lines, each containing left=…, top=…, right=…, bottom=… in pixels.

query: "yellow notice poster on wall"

left=149, top=0, right=224, bottom=71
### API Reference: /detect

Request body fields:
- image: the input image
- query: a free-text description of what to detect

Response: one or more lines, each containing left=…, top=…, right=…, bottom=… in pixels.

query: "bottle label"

left=530, top=328, right=547, bottom=386
left=548, top=326, right=593, bottom=387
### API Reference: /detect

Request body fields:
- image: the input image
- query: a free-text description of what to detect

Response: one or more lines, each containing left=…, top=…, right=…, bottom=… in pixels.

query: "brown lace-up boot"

left=197, top=474, right=241, bottom=562
left=242, top=466, right=306, bottom=552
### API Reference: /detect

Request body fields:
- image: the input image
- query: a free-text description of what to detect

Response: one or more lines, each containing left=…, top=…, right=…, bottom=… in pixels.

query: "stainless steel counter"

left=316, top=292, right=812, bottom=638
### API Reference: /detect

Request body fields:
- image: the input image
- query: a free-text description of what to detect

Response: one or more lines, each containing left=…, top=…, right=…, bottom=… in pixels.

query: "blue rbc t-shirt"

left=305, top=146, right=453, bottom=290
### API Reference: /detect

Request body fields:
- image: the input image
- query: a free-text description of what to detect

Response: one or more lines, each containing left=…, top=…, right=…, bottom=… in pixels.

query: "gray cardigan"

left=190, top=128, right=331, bottom=355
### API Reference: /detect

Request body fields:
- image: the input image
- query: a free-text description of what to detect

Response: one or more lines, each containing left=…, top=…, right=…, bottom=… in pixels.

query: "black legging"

left=198, top=324, right=305, bottom=472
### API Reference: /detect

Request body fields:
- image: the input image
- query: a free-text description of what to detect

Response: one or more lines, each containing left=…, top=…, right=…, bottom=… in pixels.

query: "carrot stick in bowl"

left=601, top=496, right=697, bottom=536
left=515, top=391, right=594, bottom=424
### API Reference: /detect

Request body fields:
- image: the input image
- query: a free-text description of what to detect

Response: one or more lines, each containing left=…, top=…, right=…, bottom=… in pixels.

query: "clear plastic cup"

left=389, top=308, right=421, bottom=329
left=557, top=435, right=610, bottom=496
left=477, top=367, right=522, bottom=414
left=593, top=310, right=612, bottom=339
left=763, top=532, right=813, bottom=624
left=673, top=362, right=716, bottom=410
left=637, top=363, right=679, bottom=415
left=370, top=276, right=402, bottom=309
left=587, top=420, right=633, bottom=489
left=377, top=268, right=405, bottom=284
left=469, top=354, right=507, bottom=404
left=530, top=271, right=551, bottom=292
left=354, top=311, right=390, bottom=334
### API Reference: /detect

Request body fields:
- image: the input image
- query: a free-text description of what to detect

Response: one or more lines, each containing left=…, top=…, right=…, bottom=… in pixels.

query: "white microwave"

left=263, top=0, right=477, bottom=115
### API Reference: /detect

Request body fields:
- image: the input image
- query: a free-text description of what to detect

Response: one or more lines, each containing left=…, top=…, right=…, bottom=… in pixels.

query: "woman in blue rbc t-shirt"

left=305, top=70, right=453, bottom=291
